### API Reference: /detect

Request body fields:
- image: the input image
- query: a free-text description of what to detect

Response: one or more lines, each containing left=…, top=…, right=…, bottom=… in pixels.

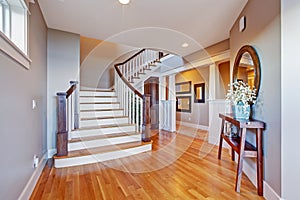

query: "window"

left=0, top=0, right=28, bottom=54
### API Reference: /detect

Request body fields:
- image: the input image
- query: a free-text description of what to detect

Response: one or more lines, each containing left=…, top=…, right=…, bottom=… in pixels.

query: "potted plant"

left=226, top=81, right=257, bottom=119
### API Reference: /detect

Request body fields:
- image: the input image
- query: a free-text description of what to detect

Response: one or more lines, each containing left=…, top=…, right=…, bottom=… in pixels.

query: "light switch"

left=32, top=100, right=37, bottom=110
left=239, top=16, right=246, bottom=32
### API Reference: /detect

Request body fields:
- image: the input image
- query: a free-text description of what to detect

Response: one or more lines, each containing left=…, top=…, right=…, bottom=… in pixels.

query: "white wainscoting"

left=160, top=100, right=176, bottom=132
left=208, top=99, right=228, bottom=145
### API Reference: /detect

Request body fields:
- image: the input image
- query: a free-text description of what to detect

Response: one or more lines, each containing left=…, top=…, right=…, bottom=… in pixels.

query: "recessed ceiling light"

left=181, top=43, right=189, bottom=48
left=119, top=0, right=130, bottom=5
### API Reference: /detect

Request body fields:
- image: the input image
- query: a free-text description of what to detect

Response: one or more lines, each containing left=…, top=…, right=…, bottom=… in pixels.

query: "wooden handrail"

left=114, top=49, right=148, bottom=98
left=114, top=64, right=143, bottom=98
left=115, top=49, right=166, bottom=67
left=115, top=49, right=145, bottom=67
left=114, top=49, right=164, bottom=137
left=66, top=81, right=78, bottom=98
left=114, top=49, right=165, bottom=100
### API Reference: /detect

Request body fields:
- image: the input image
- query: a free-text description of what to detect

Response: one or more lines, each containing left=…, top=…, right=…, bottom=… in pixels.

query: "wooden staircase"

left=54, top=89, right=152, bottom=168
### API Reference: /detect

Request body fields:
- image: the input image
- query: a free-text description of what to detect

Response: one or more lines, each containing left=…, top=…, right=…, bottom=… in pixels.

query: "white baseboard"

left=47, top=148, right=56, bottom=158
left=264, top=181, right=282, bottom=200
left=18, top=153, right=47, bottom=200
left=232, top=153, right=281, bottom=200
left=176, top=121, right=209, bottom=131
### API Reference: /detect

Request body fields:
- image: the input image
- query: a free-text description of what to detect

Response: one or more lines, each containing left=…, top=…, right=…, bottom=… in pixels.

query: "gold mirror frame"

left=233, top=45, right=261, bottom=95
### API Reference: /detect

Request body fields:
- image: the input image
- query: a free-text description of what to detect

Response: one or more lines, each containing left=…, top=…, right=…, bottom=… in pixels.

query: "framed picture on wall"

left=176, top=96, right=191, bottom=113
left=194, top=83, right=205, bottom=103
left=176, top=81, right=191, bottom=94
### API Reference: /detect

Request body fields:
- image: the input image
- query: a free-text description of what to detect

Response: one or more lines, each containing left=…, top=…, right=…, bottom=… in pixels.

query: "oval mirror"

left=233, top=45, right=261, bottom=95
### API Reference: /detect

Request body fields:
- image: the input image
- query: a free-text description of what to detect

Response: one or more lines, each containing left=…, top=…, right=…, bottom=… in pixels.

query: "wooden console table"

left=218, top=113, right=265, bottom=196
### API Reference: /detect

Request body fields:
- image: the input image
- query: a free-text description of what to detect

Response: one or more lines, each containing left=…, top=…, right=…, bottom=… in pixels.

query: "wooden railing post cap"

left=70, top=81, right=79, bottom=85
left=57, top=92, right=67, bottom=96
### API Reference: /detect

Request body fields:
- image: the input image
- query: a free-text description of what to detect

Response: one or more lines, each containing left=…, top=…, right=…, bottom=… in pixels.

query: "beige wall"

left=175, top=67, right=209, bottom=126
left=0, top=2, right=47, bottom=199
left=230, top=0, right=281, bottom=196
left=80, top=36, right=102, bottom=65
left=80, top=41, right=136, bottom=89
left=217, top=61, right=230, bottom=99
left=166, top=40, right=230, bottom=128
left=185, top=39, right=230, bottom=62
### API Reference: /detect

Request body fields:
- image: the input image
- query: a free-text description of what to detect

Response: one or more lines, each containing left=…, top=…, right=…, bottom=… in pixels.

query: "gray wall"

left=0, top=2, right=47, bottom=199
left=230, top=0, right=281, bottom=195
left=281, top=1, right=300, bottom=199
left=47, top=29, right=80, bottom=151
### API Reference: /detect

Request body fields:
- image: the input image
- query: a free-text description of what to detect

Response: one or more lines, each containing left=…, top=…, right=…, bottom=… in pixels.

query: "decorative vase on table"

left=232, top=101, right=250, bottom=120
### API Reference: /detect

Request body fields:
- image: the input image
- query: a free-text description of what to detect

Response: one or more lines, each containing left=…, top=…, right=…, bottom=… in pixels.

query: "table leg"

left=218, top=119, right=225, bottom=159
left=256, top=128, right=263, bottom=196
left=235, top=128, right=247, bottom=193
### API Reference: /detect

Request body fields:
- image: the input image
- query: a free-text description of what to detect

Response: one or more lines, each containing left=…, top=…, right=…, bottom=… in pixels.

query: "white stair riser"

left=80, top=118, right=129, bottom=127
left=68, top=135, right=141, bottom=151
left=80, top=91, right=116, bottom=97
left=80, top=103, right=120, bottom=110
left=80, top=110, right=124, bottom=118
left=71, top=126, right=136, bottom=138
left=80, top=97, right=118, bottom=103
left=54, top=144, right=152, bottom=168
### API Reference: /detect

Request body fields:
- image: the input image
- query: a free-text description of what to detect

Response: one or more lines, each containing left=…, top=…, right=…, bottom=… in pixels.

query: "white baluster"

left=128, top=90, right=132, bottom=124
left=135, top=95, right=138, bottom=132
left=125, top=86, right=128, bottom=117
left=135, top=55, right=138, bottom=77
left=140, top=53, right=143, bottom=73
left=120, top=81, right=123, bottom=110
left=142, top=51, right=145, bottom=72
left=139, top=97, right=143, bottom=133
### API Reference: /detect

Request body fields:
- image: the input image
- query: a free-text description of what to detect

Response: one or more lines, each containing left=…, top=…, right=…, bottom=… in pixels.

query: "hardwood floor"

left=31, top=129, right=264, bottom=200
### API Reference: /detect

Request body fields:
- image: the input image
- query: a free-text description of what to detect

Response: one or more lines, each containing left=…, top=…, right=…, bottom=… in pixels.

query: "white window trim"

left=0, top=0, right=31, bottom=69
left=0, top=30, right=31, bottom=69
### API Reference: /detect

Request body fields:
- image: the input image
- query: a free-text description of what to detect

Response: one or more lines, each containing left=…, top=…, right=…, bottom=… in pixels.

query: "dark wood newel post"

left=159, top=52, right=163, bottom=60
left=142, top=94, right=151, bottom=142
left=56, top=92, right=68, bottom=156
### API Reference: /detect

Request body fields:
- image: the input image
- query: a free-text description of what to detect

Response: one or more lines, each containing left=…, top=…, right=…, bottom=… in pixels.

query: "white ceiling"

left=38, top=0, right=248, bottom=56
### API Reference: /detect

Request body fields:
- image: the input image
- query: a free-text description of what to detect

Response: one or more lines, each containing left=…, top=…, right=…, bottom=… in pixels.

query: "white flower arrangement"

left=226, top=81, right=256, bottom=107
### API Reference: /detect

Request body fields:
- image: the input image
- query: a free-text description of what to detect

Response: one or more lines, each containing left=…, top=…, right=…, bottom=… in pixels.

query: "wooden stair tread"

left=55, top=141, right=152, bottom=159
left=80, top=108, right=123, bottom=112
left=80, top=102, right=120, bottom=104
left=77, top=123, right=135, bottom=130
left=80, top=96, right=117, bottom=98
left=81, top=115, right=128, bottom=121
left=80, top=89, right=114, bottom=92
left=69, top=132, right=139, bottom=143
